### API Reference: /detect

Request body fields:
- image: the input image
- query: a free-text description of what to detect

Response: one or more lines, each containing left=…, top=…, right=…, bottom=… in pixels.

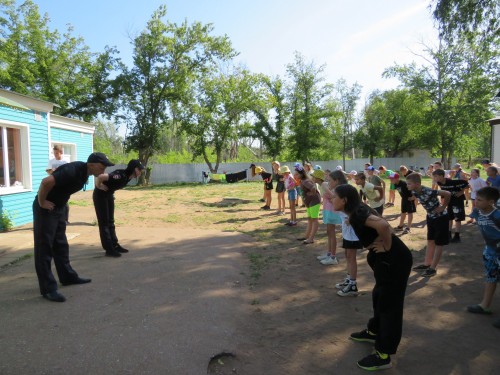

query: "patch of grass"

left=68, top=200, right=90, bottom=207
left=0, top=253, right=32, bottom=270
left=248, top=253, right=281, bottom=285
left=162, top=214, right=181, bottom=223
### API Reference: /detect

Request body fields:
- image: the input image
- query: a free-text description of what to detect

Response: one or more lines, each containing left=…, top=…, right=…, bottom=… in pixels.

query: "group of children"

left=251, top=159, right=500, bottom=371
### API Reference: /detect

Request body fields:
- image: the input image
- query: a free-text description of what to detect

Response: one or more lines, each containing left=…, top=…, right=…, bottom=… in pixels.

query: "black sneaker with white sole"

left=357, top=352, right=392, bottom=371
left=350, top=329, right=377, bottom=343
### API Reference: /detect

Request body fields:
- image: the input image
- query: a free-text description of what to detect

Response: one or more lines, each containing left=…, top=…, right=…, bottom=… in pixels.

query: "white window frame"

left=0, top=120, right=32, bottom=195
left=49, top=142, right=77, bottom=163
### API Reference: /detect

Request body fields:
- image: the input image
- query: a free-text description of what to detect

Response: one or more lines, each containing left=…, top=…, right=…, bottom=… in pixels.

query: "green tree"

left=0, top=0, right=120, bottom=121
left=334, top=78, right=362, bottom=169
left=120, top=5, right=236, bottom=180
left=181, top=68, right=257, bottom=172
left=286, top=52, right=333, bottom=162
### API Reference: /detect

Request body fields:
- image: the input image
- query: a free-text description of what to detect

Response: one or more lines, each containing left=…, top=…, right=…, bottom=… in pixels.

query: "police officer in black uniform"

left=34, top=152, right=115, bottom=302
left=93, top=159, right=145, bottom=257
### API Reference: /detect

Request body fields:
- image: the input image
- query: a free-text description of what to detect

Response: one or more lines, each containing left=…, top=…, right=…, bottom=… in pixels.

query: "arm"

left=433, top=190, right=451, bottom=213
left=95, top=173, right=110, bottom=191
left=374, top=185, right=384, bottom=202
left=37, top=175, right=56, bottom=210
left=365, top=215, right=392, bottom=252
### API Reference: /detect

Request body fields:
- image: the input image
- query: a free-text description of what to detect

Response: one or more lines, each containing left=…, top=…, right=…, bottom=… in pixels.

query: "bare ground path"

left=1, top=183, right=500, bottom=374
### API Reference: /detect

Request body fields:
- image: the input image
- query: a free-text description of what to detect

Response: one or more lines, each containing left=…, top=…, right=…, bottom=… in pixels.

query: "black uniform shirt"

left=394, top=180, right=412, bottom=200
left=437, top=178, right=468, bottom=206
left=103, top=169, right=131, bottom=193
left=46, top=162, right=88, bottom=207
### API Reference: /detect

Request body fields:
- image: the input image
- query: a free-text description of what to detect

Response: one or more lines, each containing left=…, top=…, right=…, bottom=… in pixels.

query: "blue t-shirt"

left=487, top=175, right=500, bottom=188
left=470, top=207, right=500, bottom=257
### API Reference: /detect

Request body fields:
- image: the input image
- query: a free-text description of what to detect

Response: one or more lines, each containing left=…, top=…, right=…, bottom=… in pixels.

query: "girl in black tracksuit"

left=331, top=184, right=413, bottom=371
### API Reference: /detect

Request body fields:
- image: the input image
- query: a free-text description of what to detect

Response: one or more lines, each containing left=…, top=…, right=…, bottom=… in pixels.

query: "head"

left=471, top=168, right=480, bottom=179
left=487, top=166, right=498, bottom=177
left=328, top=170, right=348, bottom=189
left=87, top=152, right=114, bottom=177
left=389, top=173, right=400, bottom=184
left=125, top=159, right=145, bottom=178
left=366, top=165, right=376, bottom=175
left=432, top=168, right=446, bottom=184
left=475, top=186, right=500, bottom=211
left=399, top=165, right=408, bottom=174
left=432, top=161, right=442, bottom=171
left=254, top=166, right=264, bottom=175
left=364, top=163, right=371, bottom=170
left=272, top=161, right=280, bottom=171
left=332, top=184, right=361, bottom=214
left=304, top=162, right=313, bottom=172
left=311, top=169, right=325, bottom=183
left=378, top=165, right=387, bottom=173
left=53, top=144, right=63, bottom=160
left=453, top=163, right=462, bottom=171
left=353, top=172, right=366, bottom=186
left=295, top=164, right=309, bottom=180
left=280, top=165, right=291, bottom=176
left=405, top=172, right=422, bottom=191
left=482, top=159, right=491, bottom=169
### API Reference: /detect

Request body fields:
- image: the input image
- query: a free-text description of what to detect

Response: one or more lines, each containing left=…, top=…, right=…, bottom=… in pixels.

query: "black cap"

left=87, top=152, right=114, bottom=167
left=482, top=159, right=491, bottom=164
left=127, top=159, right=145, bottom=170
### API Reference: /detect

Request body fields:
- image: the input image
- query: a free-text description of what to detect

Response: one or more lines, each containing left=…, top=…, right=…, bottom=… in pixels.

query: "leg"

left=308, top=218, right=319, bottom=241
left=480, top=282, right=497, bottom=310
left=424, top=240, right=435, bottom=266
left=52, top=213, right=79, bottom=284
left=327, top=224, right=337, bottom=255
left=93, top=191, right=116, bottom=252
left=407, top=213, right=413, bottom=228
left=398, top=213, right=406, bottom=227
left=347, top=249, right=358, bottom=279
left=430, top=245, right=444, bottom=269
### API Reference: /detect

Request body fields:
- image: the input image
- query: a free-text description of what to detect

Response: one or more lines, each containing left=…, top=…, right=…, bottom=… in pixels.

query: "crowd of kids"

left=251, top=159, right=500, bottom=371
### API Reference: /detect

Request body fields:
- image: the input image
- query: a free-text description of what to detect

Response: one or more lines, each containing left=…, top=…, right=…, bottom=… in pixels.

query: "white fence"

left=111, top=156, right=452, bottom=185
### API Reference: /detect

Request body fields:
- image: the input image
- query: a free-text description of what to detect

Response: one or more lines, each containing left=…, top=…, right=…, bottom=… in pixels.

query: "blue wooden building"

left=0, top=89, right=95, bottom=229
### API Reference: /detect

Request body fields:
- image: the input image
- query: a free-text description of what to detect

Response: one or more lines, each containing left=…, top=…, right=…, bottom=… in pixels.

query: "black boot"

left=450, top=232, right=461, bottom=243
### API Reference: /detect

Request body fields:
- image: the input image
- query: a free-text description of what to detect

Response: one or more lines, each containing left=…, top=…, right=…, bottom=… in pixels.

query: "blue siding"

left=0, top=105, right=48, bottom=228
left=1, top=103, right=94, bottom=229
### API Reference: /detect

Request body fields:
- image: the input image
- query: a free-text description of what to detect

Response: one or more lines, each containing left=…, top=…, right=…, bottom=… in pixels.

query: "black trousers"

left=93, top=190, right=118, bottom=252
left=366, top=235, right=413, bottom=354
left=33, top=199, right=79, bottom=295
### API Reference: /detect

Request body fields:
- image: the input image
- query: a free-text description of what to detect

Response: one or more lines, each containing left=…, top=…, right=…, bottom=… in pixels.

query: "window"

left=0, top=124, right=30, bottom=193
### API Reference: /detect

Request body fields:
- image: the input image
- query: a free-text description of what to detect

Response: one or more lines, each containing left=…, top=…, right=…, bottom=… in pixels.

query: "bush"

left=0, top=210, right=14, bottom=232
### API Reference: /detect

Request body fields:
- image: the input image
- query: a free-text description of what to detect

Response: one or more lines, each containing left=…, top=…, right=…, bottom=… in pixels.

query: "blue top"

left=487, top=175, right=500, bottom=188
left=470, top=207, right=500, bottom=256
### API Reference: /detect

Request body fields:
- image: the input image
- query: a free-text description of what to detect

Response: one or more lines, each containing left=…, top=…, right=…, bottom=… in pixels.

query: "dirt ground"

left=1, top=181, right=500, bottom=374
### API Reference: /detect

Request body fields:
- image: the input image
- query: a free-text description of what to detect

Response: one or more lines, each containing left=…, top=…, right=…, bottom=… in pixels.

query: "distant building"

left=0, top=89, right=95, bottom=228
left=488, top=116, right=500, bottom=165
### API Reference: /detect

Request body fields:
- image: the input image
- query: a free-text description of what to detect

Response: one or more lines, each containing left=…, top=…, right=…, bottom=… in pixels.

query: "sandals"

left=467, top=304, right=492, bottom=315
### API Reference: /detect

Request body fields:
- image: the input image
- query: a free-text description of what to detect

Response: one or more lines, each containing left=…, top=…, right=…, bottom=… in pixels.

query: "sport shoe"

left=260, top=205, right=270, bottom=210
left=421, top=268, right=437, bottom=277
left=316, top=253, right=331, bottom=261
left=320, top=256, right=339, bottom=265
left=402, top=227, right=410, bottom=234
left=394, top=225, right=404, bottom=231
left=335, top=278, right=350, bottom=289
left=350, top=329, right=376, bottom=343
left=412, top=264, right=430, bottom=271
left=337, top=283, right=358, bottom=296
left=357, top=351, right=392, bottom=371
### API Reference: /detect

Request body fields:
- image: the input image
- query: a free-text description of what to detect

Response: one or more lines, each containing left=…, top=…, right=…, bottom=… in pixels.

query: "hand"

left=97, top=184, right=109, bottom=191
left=433, top=205, right=445, bottom=214
left=368, top=239, right=389, bottom=253
left=40, top=200, right=55, bottom=211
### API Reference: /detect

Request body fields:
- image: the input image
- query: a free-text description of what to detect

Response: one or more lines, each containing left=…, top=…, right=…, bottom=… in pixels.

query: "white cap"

left=335, top=165, right=343, bottom=171
left=350, top=170, right=357, bottom=175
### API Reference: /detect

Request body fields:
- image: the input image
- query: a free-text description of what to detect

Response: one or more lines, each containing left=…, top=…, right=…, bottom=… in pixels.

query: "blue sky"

left=33, top=0, right=437, bottom=100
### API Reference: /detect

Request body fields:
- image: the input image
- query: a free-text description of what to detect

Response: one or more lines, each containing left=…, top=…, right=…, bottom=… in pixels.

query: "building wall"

left=493, top=124, right=500, bottom=165
left=0, top=105, right=48, bottom=227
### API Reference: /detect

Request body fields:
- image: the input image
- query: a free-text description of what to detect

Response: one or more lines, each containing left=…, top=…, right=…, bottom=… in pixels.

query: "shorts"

left=427, top=214, right=450, bottom=246
left=306, top=204, right=321, bottom=219
left=287, top=189, right=297, bottom=201
left=276, top=181, right=286, bottom=193
left=323, top=210, right=342, bottom=225
left=265, top=181, right=273, bottom=191
left=343, top=239, right=363, bottom=250
left=373, top=205, right=384, bottom=216
left=390, top=183, right=396, bottom=190
left=483, top=250, right=500, bottom=283
left=401, top=199, right=416, bottom=214
left=448, top=202, right=465, bottom=222
left=296, top=186, right=303, bottom=198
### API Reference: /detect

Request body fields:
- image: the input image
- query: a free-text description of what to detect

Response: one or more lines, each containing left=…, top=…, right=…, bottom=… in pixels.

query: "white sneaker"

left=335, top=278, right=350, bottom=289
left=337, top=283, right=359, bottom=297
left=316, top=253, right=331, bottom=261
left=320, top=256, right=339, bottom=265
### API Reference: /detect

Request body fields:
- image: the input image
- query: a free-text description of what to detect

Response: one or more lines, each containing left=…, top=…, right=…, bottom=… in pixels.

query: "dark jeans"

left=366, top=235, right=413, bottom=354
left=93, top=190, right=118, bottom=252
left=33, top=198, right=79, bottom=294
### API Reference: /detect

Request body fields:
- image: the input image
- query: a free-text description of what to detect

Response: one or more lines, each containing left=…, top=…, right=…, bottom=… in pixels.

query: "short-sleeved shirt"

left=102, top=169, right=131, bottom=193
left=46, top=162, right=88, bottom=207
left=394, top=180, right=412, bottom=200
left=338, top=211, right=359, bottom=241
left=487, top=175, right=500, bottom=188
left=301, top=179, right=321, bottom=208
left=470, top=207, right=500, bottom=256
left=437, top=178, right=468, bottom=206
left=360, top=182, right=383, bottom=208
left=412, top=186, right=447, bottom=219
left=46, top=158, right=68, bottom=172
left=469, top=177, right=488, bottom=199
left=368, top=174, right=383, bottom=187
